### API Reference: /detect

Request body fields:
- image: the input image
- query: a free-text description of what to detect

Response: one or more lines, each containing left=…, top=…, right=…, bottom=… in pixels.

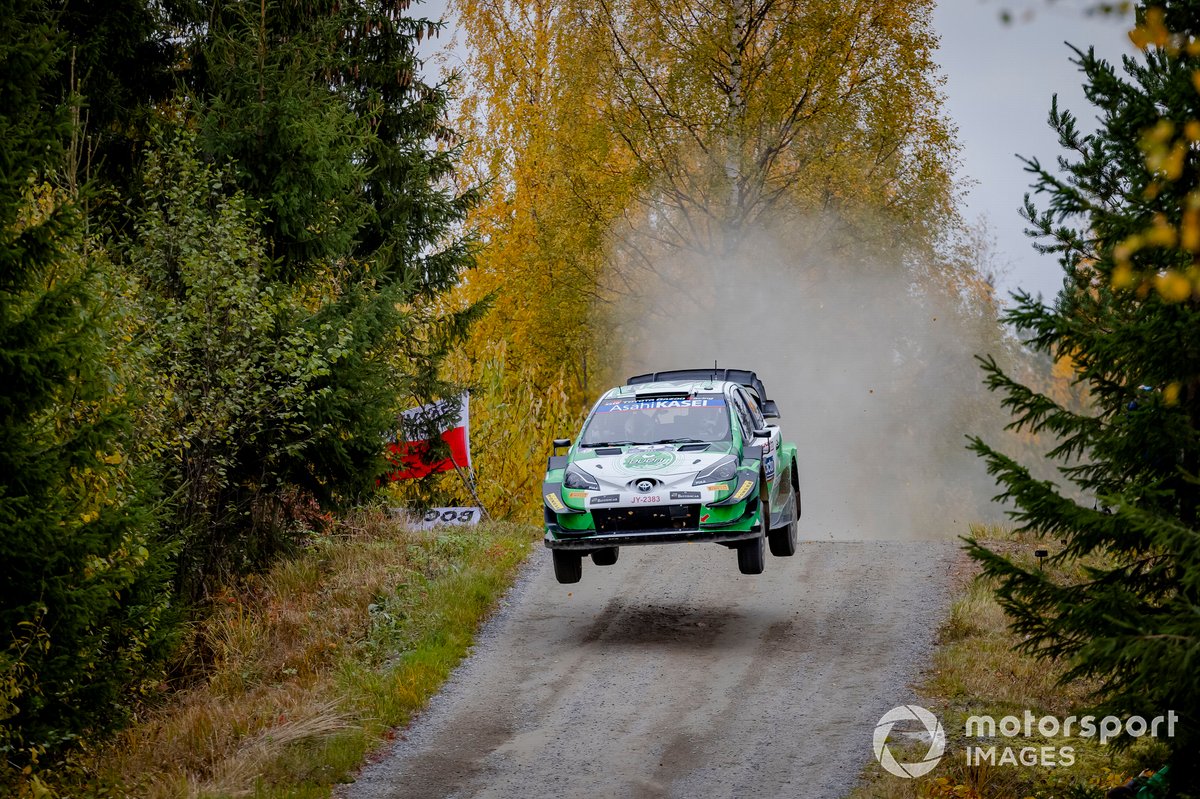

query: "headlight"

left=563, top=463, right=600, bottom=491
left=693, top=455, right=738, bottom=485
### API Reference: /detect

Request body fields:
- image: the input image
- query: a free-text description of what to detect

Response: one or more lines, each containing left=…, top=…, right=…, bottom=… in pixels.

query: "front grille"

left=592, top=504, right=700, bottom=533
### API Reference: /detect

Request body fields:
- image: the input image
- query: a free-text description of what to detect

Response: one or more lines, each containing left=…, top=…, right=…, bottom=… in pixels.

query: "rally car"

left=542, top=368, right=801, bottom=583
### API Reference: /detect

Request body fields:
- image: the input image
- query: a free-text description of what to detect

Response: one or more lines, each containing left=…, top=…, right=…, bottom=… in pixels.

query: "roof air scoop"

left=633, top=390, right=691, bottom=401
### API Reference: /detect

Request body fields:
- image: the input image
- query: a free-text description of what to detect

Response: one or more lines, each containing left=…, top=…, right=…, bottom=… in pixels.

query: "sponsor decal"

left=590, top=494, right=620, bottom=505
left=545, top=492, right=565, bottom=512
left=764, top=454, right=776, bottom=480
left=707, top=483, right=729, bottom=491
left=596, top=397, right=726, bottom=412
left=670, top=491, right=701, bottom=500
left=623, top=451, right=676, bottom=470
left=731, top=479, right=754, bottom=501
left=567, top=491, right=587, bottom=499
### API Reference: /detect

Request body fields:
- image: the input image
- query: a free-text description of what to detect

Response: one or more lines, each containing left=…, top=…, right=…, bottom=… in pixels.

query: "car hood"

left=570, top=443, right=734, bottom=489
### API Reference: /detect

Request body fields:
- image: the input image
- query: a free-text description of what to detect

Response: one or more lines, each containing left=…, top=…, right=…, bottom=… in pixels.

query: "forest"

left=4, top=0, right=1200, bottom=795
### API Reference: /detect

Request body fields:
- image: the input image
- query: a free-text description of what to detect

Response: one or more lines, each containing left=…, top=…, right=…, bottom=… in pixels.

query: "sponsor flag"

left=385, top=394, right=471, bottom=481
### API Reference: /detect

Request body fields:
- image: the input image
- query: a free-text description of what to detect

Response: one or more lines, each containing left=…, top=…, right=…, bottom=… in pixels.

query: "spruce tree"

left=969, top=4, right=1200, bottom=787
left=195, top=0, right=370, bottom=275
left=152, top=0, right=484, bottom=568
left=314, top=0, right=486, bottom=500
left=0, top=0, right=171, bottom=775
left=50, top=0, right=183, bottom=193
left=335, top=0, right=479, bottom=292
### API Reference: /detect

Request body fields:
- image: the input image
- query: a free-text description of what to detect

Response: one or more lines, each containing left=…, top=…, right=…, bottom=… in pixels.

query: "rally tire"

left=591, top=547, right=619, bottom=566
left=737, top=534, right=766, bottom=575
left=553, top=550, right=582, bottom=584
left=768, top=518, right=798, bottom=557
left=768, top=486, right=798, bottom=557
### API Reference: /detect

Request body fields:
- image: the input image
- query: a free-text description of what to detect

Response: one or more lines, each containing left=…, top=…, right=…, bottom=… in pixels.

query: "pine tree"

left=969, top=4, right=1200, bottom=786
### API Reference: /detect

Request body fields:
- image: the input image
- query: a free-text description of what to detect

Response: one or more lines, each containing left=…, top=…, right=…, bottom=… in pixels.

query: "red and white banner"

left=384, top=394, right=471, bottom=481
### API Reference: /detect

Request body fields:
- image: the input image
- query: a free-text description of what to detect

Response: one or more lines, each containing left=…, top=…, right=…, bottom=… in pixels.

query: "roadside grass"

left=62, top=511, right=537, bottom=798
left=849, top=524, right=1168, bottom=799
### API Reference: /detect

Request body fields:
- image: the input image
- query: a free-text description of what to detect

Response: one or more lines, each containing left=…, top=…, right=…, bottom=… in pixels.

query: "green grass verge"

left=50, top=513, right=538, bottom=799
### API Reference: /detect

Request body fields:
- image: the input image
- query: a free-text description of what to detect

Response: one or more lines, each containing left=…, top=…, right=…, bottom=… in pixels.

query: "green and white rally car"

left=542, top=368, right=801, bottom=583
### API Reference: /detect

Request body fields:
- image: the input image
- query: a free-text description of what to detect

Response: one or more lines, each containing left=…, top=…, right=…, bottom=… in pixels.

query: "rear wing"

left=626, top=368, right=779, bottom=418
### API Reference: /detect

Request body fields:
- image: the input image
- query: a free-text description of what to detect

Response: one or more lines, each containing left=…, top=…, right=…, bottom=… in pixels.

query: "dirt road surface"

left=343, top=539, right=957, bottom=799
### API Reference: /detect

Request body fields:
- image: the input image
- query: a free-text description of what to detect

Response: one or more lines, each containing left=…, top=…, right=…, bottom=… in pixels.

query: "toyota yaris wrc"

left=542, top=368, right=800, bottom=583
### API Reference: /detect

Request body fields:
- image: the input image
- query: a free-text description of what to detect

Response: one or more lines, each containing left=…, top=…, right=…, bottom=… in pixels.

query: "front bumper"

left=543, top=498, right=761, bottom=550
left=544, top=525, right=761, bottom=549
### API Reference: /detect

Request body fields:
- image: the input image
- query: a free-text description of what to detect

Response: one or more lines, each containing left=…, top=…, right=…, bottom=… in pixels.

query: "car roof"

left=627, top=368, right=769, bottom=402
left=605, top=379, right=740, bottom=398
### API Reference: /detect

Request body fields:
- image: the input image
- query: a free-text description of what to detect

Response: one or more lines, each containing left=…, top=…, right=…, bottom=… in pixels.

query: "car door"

left=737, top=388, right=782, bottom=508
left=730, top=389, right=775, bottom=507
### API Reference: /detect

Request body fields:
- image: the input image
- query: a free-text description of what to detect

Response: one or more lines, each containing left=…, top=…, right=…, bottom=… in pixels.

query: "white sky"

left=416, top=0, right=1137, bottom=302
left=932, top=1, right=1135, bottom=301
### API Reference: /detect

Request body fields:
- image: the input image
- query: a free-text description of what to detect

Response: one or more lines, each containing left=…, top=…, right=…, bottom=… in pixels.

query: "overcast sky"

left=417, top=1, right=1136, bottom=303
left=932, top=2, right=1134, bottom=301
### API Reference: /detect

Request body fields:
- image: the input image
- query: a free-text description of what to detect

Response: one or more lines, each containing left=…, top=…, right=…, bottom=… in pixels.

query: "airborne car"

left=542, top=368, right=800, bottom=583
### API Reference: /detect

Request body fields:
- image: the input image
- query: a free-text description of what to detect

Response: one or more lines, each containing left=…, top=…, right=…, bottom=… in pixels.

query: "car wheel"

left=737, top=534, right=765, bottom=575
left=768, top=490, right=798, bottom=557
left=552, top=550, right=582, bottom=583
left=590, top=547, right=619, bottom=566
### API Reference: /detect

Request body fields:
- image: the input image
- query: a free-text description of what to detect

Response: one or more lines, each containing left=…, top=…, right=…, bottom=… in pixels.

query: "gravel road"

left=342, top=538, right=958, bottom=799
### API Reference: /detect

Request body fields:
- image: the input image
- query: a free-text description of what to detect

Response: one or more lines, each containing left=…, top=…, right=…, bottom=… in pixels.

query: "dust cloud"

left=607, top=226, right=1014, bottom=541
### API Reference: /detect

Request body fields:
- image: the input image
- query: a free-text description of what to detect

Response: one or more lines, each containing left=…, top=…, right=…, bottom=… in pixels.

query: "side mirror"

left=761, top=400, right=780, bottom=419
left=552, top=438, right=571, bottom=452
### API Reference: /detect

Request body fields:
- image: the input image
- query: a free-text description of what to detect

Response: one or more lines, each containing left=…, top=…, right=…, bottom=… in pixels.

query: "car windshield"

left=579, top=395, right=731, bottom=446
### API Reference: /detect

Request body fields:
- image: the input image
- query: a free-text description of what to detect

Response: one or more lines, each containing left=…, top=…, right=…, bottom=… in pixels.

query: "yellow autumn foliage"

left=449, top=0, right=964, bottom=517
left=1113, top=8, right=1200, bottom=302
